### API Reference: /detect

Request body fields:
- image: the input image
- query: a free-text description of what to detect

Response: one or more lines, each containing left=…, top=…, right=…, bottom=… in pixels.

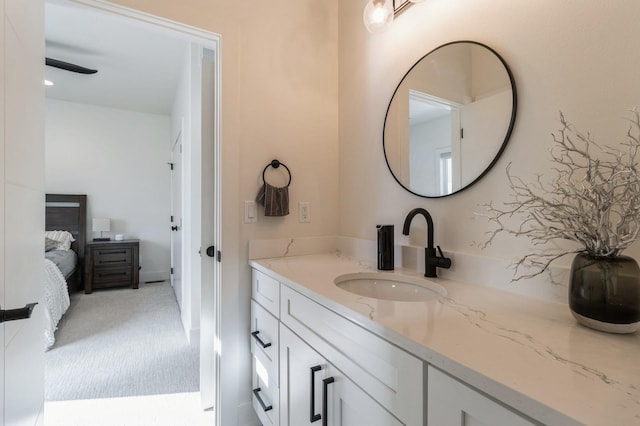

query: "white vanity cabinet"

left=250, top=266, right=424, bottom=426
left=280, top=325, right=403, bottom=426
left=428, top=366, right=536, bottom=426
left=251, top=270, right=281, bottom=426
left=280, top=284, right=424, bottom=426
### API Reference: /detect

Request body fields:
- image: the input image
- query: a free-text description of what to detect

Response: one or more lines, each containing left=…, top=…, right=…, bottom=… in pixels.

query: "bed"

left=44, top=194, right=86, bottom=348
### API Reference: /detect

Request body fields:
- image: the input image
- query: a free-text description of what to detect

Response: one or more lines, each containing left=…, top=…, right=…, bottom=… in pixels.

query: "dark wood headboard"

left=45, top=194, right=87, bottom=291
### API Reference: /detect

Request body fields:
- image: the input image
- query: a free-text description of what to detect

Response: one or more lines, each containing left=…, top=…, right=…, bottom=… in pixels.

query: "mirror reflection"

left=384, top=41, right=517, bottom=197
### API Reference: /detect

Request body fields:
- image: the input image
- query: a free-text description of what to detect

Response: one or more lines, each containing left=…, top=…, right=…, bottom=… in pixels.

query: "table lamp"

left=92, top=218, right=111, bottom=241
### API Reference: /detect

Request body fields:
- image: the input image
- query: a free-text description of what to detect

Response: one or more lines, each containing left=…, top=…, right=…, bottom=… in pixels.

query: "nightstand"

left=84, top=239, right=140, bottom=294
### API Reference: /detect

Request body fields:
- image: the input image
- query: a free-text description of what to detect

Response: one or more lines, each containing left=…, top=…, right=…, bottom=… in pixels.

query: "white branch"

left=480, top=110, right=640, bottom=281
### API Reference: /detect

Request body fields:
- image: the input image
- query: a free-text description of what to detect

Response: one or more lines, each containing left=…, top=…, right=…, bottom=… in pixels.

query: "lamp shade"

left=92, top=218, right=111, bottom=233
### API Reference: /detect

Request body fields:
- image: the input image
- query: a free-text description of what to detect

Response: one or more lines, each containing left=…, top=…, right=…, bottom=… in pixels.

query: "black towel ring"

left=262, top=159, right=292, bottom=187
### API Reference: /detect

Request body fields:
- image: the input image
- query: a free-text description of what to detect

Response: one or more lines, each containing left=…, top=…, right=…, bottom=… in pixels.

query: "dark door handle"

left=1, top=302, right=37, bottom=323
left=252, top=387, right=273, bottom=412
left=171, top=226, right=179, bottom=231
left=206, top=246, right=215, bottom=257
left=322, top=377, right=335, bottom=426
left=251, top=331, right=272, bottom=349
left=310, top=365, right=322, bottom=422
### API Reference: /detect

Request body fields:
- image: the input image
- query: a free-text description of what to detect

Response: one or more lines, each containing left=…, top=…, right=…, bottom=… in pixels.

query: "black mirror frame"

left=383, top=40, right=518, bottom=198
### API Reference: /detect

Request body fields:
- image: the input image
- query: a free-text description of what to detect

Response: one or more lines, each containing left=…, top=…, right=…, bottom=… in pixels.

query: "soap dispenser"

left=377, top=225, right=394, bottom=271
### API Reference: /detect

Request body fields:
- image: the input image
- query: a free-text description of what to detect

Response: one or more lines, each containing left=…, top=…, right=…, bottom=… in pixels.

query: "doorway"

left=44, top=0, right=221, bottom=422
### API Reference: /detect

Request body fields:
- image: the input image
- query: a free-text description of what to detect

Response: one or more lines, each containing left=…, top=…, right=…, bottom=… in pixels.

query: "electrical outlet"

left=299, top=201, right=311, bottom=223
left=244, top=200, right=257, bottom=224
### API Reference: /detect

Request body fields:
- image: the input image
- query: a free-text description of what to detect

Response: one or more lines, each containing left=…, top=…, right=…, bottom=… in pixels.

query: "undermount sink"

left=334, top=272, right=446, bottom=302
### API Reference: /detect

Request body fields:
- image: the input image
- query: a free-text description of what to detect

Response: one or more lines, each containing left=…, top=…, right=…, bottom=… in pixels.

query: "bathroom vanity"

left=249, top=251, right=640, bottom=425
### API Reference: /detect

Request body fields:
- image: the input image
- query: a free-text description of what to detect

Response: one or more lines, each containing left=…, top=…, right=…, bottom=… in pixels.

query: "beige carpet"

left=45, top=281, right=199, bottom=401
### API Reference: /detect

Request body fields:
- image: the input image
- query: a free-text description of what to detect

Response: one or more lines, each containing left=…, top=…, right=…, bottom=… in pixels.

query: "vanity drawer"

left=252, top=347, right=279, bottom=426
left=280, top=285, right=423, bottom=426
left=250, top=300, right=279, bottom=386
left=252, top=269, right=280, bottom=317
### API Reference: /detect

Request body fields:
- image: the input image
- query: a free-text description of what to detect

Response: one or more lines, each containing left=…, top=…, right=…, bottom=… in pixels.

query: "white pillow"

left=45, top=230, right=75, bottom=251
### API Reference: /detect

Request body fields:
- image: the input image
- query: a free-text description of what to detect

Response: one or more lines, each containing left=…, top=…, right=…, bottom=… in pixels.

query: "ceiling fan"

left=45, top=57, right=97, bottom=75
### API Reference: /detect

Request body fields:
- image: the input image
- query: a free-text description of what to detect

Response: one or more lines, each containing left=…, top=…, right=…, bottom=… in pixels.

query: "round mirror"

left=383, top=41, right=517, bottom=198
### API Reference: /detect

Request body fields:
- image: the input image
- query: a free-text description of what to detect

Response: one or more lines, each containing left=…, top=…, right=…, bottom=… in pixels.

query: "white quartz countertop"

left=250, top=253, right=640, bottom=426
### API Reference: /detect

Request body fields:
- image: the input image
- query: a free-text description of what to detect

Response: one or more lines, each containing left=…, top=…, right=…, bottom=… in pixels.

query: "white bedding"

left=44, top=258, right=70, bottom=349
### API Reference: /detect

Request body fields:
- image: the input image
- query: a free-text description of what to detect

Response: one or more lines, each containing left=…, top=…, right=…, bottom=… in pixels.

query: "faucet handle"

left=435, top=246, right=452, bottom=269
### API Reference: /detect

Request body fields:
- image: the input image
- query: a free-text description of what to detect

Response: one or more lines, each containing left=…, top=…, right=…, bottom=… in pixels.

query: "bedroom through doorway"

left=43, top=0, right=221, bottom=423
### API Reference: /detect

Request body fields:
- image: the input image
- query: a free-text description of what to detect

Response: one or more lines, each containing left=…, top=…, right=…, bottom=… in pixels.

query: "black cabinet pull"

left=98, top=272, right=127, bottom=278
left=98, top=250, right=127, bottom=255
left=0, top=302, right=37, bottom=323
left=310, top=365, right=322, bottom=422
left=322, top=377, right=335, bottom=426
left=252, top=387, right=273, bottom=412
left=251, top=331, right=272, bottom=348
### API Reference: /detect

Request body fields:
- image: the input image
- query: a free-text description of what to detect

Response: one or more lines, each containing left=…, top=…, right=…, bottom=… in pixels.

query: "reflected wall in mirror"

left=383, top=41, right=517, bottom=197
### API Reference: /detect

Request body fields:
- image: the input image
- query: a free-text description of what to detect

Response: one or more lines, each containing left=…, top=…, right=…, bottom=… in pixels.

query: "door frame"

left=61, top=0, right=222, bottom=422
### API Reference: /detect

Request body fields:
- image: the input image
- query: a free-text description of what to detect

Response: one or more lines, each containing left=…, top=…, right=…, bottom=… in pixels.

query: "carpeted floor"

left=45, top=281, right=199, bottom=401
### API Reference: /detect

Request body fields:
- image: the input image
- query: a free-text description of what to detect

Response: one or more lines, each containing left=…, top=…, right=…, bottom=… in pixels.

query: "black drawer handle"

left=252, top=387, right=273, bottom=412
left=310, top=365, right=322, bottom=422
left=322, top=377, right=334, bottom=426
left=98, top=250, right=127, bottom=255
left=0, top=303, right=37, bottom=323
left=251, top=331, right=272, bottom=348
left=98, top=259, right=126, bottom=264
left=98, top=272, right=128, bottom=278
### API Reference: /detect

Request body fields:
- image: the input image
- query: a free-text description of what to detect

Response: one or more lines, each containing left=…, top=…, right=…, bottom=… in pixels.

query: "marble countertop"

left=250, top=253, right=640, bottom=426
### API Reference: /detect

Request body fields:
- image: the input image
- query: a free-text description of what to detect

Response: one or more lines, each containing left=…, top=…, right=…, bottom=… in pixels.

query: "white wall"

left=339, top=0, right=640, bottom=298
left=45, top=99, right=172, bottom=283
left=104, top=1, right=340, bottom=424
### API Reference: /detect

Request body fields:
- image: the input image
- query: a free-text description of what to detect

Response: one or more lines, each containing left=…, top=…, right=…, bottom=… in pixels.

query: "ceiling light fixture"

left=364, top=0, right=423, bottom=34
left=363, top=0, right=394, bottom=34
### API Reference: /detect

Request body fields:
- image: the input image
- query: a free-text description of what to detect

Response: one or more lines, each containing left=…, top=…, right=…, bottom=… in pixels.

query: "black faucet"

left=402, top=208, right=452, bottom=278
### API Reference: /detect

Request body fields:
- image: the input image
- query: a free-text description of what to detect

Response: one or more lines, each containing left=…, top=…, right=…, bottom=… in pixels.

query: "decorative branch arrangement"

left=480, top=110, right=640, bottom=281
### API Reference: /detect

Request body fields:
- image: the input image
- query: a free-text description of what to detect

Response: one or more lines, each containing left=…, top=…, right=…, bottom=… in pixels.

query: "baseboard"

left=140, top=270, right=170, bottom=283
left=188, top=328, right=199, bottom=346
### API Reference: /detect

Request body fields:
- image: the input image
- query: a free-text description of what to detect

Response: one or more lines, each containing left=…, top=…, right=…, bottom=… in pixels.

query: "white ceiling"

left=409, top=98, right=451, bottom=125
left=45, top=1, right=190, bottom=115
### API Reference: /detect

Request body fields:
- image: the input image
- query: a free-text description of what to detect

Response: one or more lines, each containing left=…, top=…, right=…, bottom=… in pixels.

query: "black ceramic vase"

left=569, top=253, right=640, bottom=333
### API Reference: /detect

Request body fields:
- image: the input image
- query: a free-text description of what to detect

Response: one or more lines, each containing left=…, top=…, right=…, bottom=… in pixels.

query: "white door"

left=170, top=122, right=183, bottom=297
left=428, top=366, right=535, bottom=426
left=2, top=0, right=46, bottom=424
left=281, top=326, right=401, bottom=426
left=459, top=89, right=511, bottom=187
left=325, top=366, right=402, bottom=426
left=280, top=325, right=327, bottom=426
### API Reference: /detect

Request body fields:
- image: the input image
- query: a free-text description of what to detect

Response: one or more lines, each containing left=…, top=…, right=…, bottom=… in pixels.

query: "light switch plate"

left=299, top=201, right=311, bottom=223
left=244, top=200, right=257, bottom=224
